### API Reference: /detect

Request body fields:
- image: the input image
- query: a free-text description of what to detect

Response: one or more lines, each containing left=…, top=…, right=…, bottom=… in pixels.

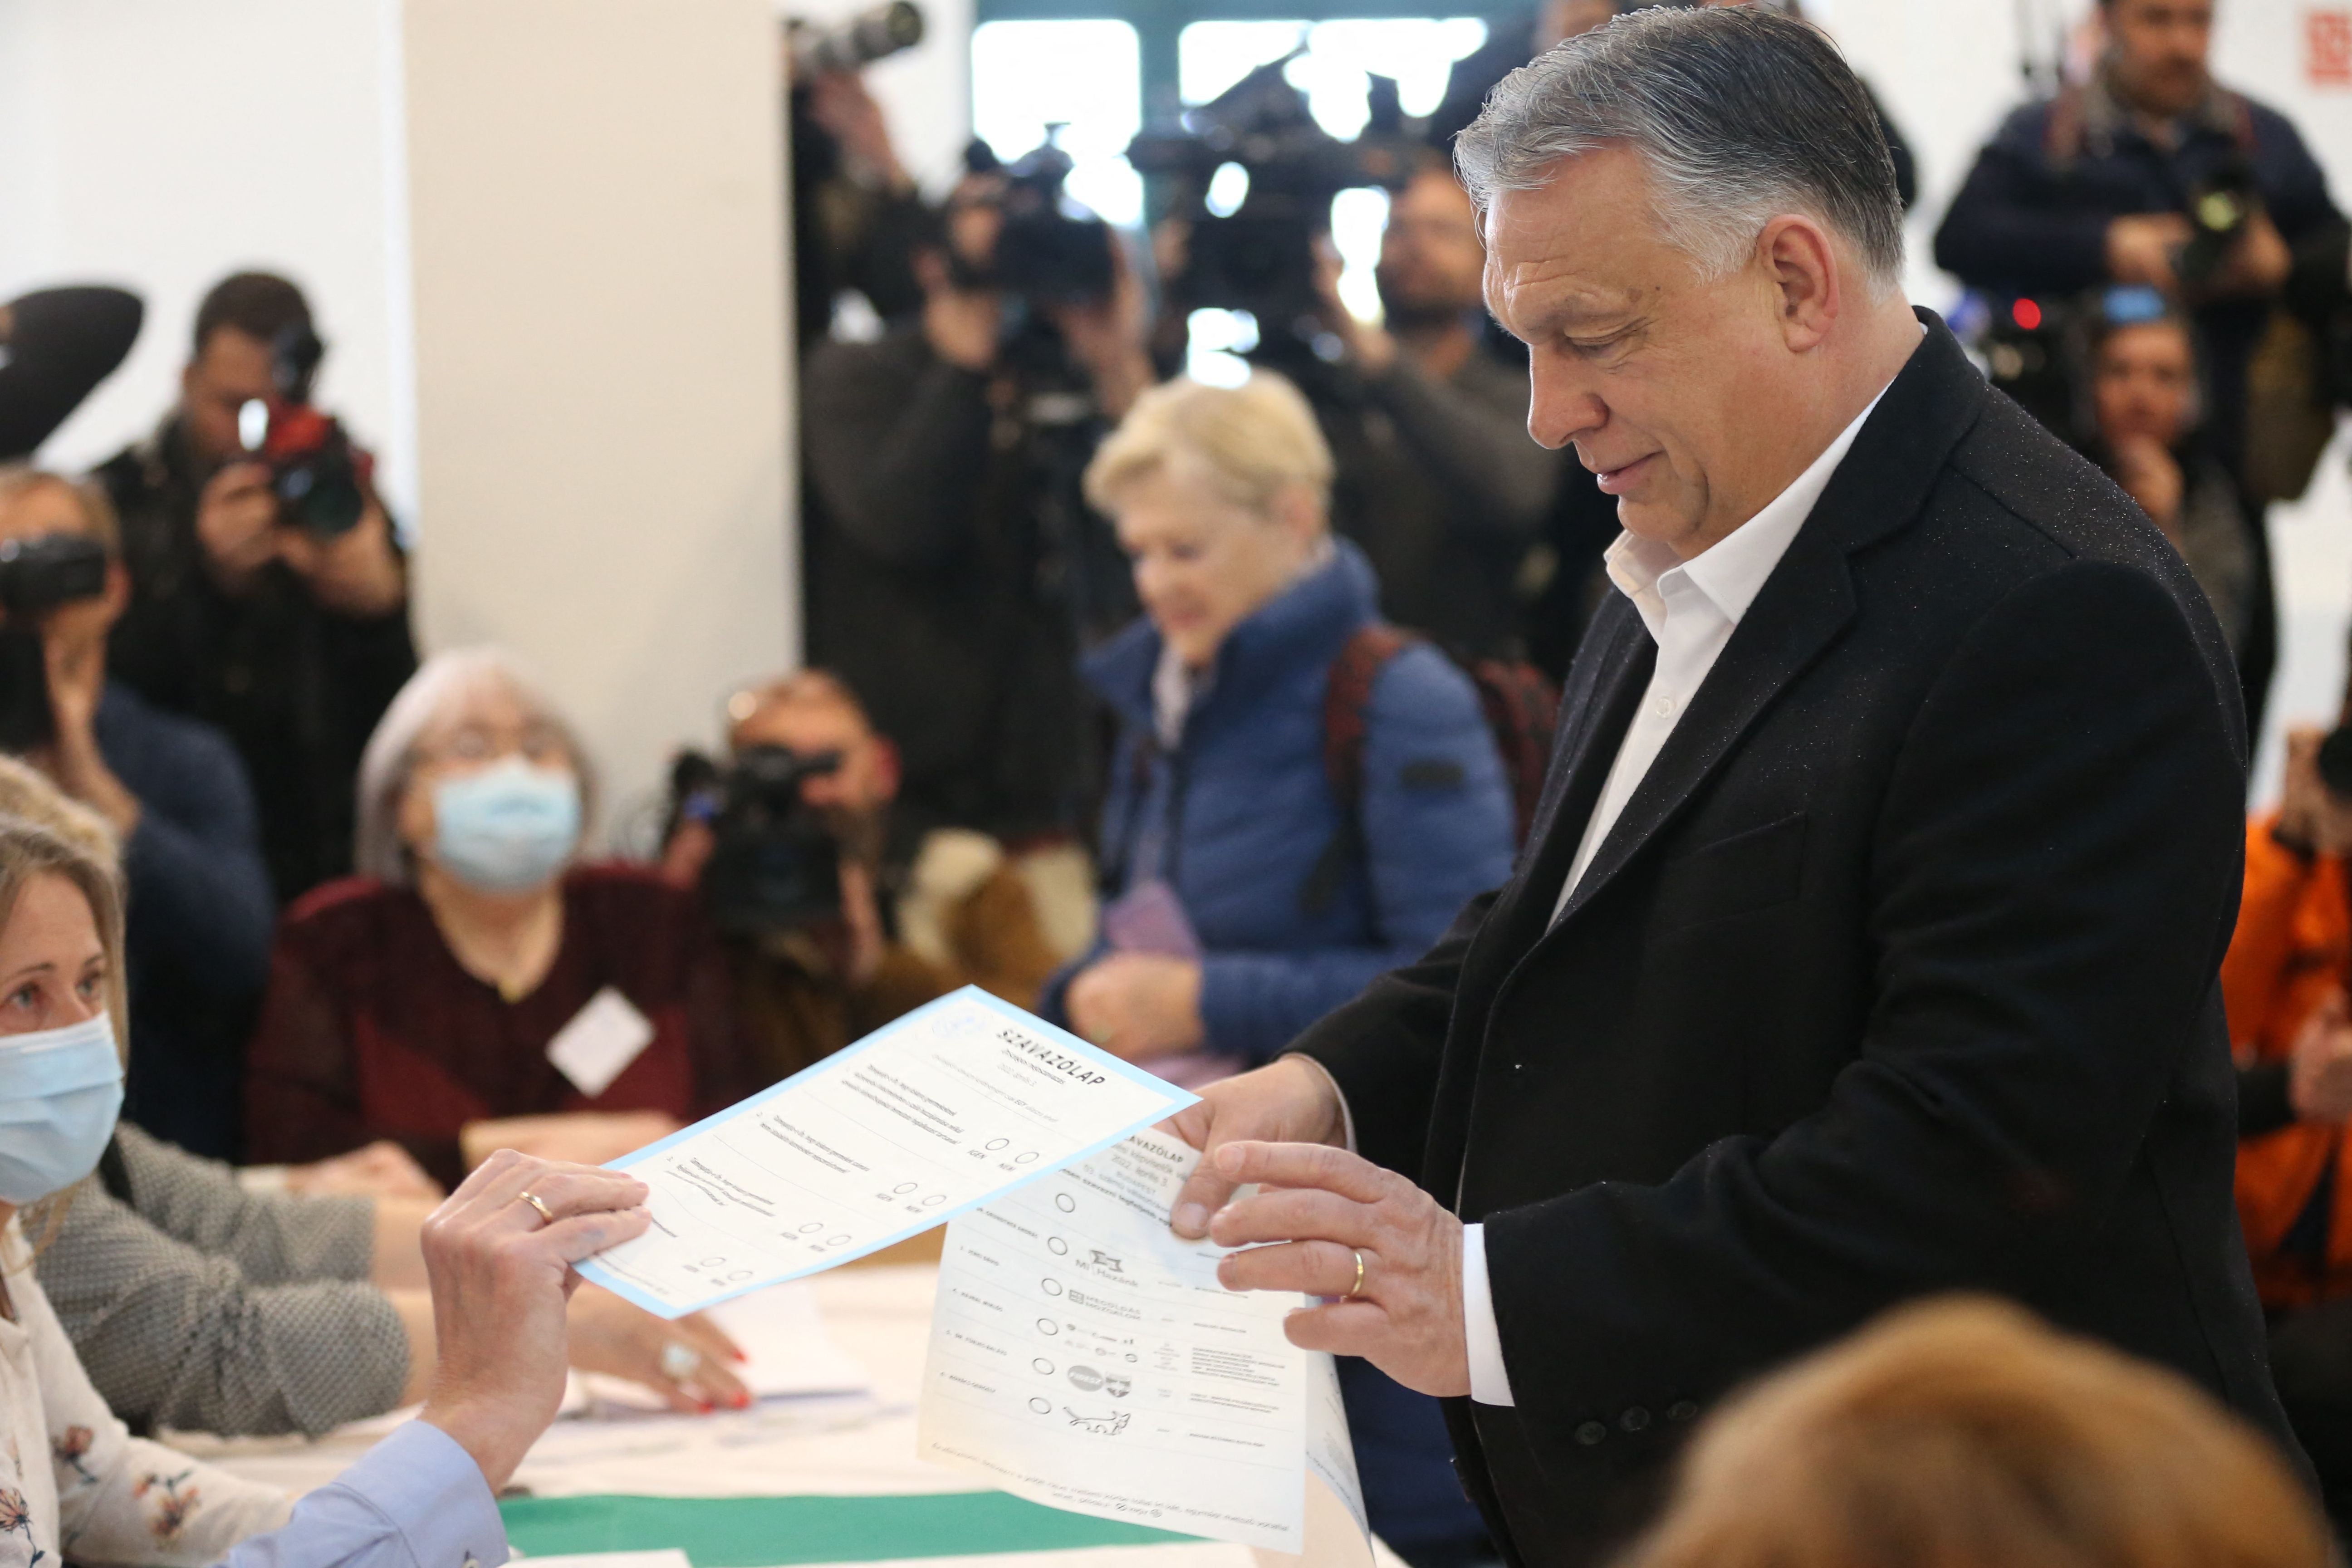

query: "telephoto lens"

left=793, top=1, right=923, bottom=80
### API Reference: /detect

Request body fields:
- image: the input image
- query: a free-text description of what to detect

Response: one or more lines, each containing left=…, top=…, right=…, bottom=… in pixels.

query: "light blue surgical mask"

left=0, top=1012, right=123, bottom=1205
left=431, top=757, right=582, bottom=894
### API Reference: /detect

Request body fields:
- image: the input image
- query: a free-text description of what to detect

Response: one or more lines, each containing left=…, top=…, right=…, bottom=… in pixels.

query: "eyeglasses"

left=415, top=721, right=569, bottom=768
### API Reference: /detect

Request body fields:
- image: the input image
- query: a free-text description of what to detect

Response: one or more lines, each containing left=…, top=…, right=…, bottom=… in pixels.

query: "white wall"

left=0, top=0, right=413, bottom=512
left=0, top=0, right=796, bottom=843
left=402, top=0, right=796, bottom=841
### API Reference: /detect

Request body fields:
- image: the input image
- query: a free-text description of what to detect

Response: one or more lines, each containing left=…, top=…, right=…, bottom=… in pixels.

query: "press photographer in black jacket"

left=800, top=152, right=1150, bottom=848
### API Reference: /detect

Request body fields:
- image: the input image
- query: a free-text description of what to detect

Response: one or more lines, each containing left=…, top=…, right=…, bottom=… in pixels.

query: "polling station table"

left=173, top=1257, right=1399, bottom=1568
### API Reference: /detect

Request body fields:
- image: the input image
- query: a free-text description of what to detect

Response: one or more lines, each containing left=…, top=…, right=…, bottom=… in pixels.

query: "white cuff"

left=1462, top=1223, right=1514, bottom=1406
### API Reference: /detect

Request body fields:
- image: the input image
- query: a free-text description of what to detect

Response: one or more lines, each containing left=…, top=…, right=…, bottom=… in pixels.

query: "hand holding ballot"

left=578, top=988, right=1196, bottom=1316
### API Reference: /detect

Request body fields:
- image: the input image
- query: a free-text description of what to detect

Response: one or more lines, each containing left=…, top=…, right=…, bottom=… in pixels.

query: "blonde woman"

left=1041, top=371, right=1515, bottom=1564
left=0, top=808, right=659, bottom=1568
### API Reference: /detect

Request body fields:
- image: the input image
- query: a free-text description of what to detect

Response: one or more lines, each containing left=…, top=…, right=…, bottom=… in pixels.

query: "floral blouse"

left=0, top=1220, right=289, bottom=1568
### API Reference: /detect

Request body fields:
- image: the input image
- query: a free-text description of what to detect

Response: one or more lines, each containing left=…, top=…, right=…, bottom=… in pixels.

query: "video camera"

left=959, top=136, right=1116, bottom=311
left=235, top=324, right=370, bottom=539
left=670, top=745, right=845, bottom=936
left=790, top=0, right=925, bottom=82
left=0, top=531, right=108, bottom=753
left=1128, top=54, right=1414, bottom=356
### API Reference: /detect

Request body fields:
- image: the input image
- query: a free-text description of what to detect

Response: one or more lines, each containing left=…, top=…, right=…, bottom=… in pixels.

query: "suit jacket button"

left=1574, top=1420, right=1608, bottom=1446
left=1666, top=1401, right=1699, bottom=1424
left=1619, top=1406, right=1651, bottom=1433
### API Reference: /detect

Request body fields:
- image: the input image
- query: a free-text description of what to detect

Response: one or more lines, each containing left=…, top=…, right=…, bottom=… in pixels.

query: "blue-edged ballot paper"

left=577, top=986, right=1197, bottom=1318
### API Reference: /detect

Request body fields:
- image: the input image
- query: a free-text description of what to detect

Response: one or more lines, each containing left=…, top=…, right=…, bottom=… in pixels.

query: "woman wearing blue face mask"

left=0, top=817, right=299, bottom=1563
left=243, top=650, right=761, bottom=1196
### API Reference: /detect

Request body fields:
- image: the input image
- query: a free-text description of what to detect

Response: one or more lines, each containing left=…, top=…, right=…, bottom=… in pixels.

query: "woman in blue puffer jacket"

left=1042, top=371, right=1515, bottom=1568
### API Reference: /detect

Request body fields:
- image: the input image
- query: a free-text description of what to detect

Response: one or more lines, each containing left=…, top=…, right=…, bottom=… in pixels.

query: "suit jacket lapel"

left=1472, top=601, right=1657, bottom=977
left=1547, top=314, right=1989, bottom=933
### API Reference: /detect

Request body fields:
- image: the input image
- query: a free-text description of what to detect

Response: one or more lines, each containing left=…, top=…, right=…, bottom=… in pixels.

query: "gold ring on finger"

left=519, top=1190, right=556, bottom=1225
left=1346, top=1248, right=1367, bottom=1300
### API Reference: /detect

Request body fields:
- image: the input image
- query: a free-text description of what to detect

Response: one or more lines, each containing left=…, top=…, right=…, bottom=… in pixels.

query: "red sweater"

left=243, top=863, right=759, bottom=1187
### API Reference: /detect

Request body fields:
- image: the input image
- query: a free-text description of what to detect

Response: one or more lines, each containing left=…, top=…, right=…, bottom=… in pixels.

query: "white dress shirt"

left=1465, top=384, right=1892, bottom=1406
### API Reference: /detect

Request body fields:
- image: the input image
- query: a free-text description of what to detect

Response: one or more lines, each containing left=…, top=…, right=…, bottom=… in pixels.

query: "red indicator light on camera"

left=2011, top=298, right=2043, bottom=331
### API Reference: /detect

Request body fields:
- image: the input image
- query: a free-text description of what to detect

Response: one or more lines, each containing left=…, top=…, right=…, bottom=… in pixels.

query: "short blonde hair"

left=0, top=466, right=122, bottom=554
left=1620, top=1296, right=2328, bottom=1568
left=1083, top=372, right=1334, bottom=519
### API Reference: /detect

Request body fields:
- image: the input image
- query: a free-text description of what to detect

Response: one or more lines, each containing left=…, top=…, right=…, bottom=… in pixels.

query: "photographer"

left=0, top=467, right=273, bottom=1161
left=96, top=270, right=418, bottom=905
left=2220, top=720, right=2352, bottom=1525
left=1933, top=0, right=2340, bottom=486
left=788, top=7, right=933, bottom=350
left=801, top=153, right=1150, bottom=849
left=1312, top=156, right=1563, bottom=660
left=661, top=669, right=1061, bottom=1082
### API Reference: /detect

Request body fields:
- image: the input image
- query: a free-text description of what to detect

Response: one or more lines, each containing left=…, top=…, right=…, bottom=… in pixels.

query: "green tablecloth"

left=501, top=1493, right=1193, bottom=1566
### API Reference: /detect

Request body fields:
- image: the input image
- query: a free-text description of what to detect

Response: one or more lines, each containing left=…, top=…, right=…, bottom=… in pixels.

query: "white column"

left=400, top=0, right=797, bottom=841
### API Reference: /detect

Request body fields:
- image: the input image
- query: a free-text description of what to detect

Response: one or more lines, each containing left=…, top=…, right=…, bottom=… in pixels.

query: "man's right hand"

left=417, top=1150, right=650, bottom=1492
left=1165, top=1056, right=1348, bottom=1239
left=194, top=461, right=282, bottom=591
left=2107, top=212, right=2194, bottom=292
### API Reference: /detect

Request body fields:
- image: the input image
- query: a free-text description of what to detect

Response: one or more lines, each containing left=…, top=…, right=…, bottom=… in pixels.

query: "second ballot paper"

left=918, top=1130, right=1372, bottom=1567
left=577, top=986, right=1196, bottom=1317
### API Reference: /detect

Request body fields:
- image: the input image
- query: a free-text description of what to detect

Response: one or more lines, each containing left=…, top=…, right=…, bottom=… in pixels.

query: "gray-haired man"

left=1152, top=9, right=2300, bottom=1563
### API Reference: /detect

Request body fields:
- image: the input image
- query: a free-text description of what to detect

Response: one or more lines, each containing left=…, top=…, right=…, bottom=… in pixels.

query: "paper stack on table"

left=916, top=1131, right=1372, bottom=1568
left=580, top=987, right=1196, bottom=1317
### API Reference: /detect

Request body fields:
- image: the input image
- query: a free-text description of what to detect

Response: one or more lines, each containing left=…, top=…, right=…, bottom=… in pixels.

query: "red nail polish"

left=732, top=1392, right=751, bottom=1410
left=732, top=1350, right=748, bottom=1362
left=700, top=1401, right=715, bottom=1414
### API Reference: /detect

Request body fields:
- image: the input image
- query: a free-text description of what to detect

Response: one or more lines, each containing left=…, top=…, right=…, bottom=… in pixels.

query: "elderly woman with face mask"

left=243, top=649, right=760, bottom=1193
left=1042, top=372, right=1515, bottom=1568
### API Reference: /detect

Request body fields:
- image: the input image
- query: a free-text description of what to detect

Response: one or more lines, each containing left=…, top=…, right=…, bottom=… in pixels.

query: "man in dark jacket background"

left=1160, top=11, right=2299, bottom=1566
left=1934, top=0, right=2340, bottom=734
left=95, top=271, right=416, bottom=905
left=800, top=163, right=1152, bottom=850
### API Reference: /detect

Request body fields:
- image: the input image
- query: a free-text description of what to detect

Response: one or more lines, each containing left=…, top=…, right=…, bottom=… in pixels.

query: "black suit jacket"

left=1292, top=316, right=2298, bottom=1567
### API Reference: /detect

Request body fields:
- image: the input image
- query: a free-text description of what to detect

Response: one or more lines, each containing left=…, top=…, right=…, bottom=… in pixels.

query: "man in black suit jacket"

left=1158, top=10, right=2300, bottom=1566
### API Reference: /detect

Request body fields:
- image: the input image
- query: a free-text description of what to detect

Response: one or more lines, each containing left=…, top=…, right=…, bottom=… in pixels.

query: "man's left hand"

left=1207, top=1140, right=1470, bottom=1397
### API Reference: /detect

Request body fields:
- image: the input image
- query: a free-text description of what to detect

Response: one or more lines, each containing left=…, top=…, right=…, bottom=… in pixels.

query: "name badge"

left=547, top=986, right=656, bottom=1098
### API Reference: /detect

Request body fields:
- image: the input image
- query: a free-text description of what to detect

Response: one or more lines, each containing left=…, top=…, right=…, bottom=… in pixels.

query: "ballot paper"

left=917, top=1130, right=1371, bottom=1566
left=579, top=986, right=1196, bottom=1317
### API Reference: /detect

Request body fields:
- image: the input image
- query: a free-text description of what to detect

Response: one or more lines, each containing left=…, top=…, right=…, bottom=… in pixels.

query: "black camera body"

left=2177, top=158, right=2260, bottom=291
left=239, top=325, right=368, bottom=539
left=965, top=138, right=1116, bottom=310
left=1129, top=57, right=1412, bottom=350
left=0, top=531, right=109, bottom=755
left=0, top=534, right=108, bottom=618
left=675, top=745, right=845, bottom=937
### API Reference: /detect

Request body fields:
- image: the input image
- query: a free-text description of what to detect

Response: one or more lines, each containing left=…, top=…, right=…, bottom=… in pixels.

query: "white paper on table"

left=916, top=1130, right=1371, bottom=1566
left=511, top=1551, right=691, bottom=1568
left=579, top=986, right=1196, bottom=1317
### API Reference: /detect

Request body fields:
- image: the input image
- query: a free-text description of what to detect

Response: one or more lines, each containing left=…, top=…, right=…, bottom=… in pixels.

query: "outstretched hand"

left=417, top=1149, right=650, bottom=1490
left=1205, top=1139, right=1469, bottom=1398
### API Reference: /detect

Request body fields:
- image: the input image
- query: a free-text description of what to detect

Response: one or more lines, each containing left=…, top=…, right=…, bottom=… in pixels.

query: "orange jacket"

left=2223, top=816, right=2352, bottom=1306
